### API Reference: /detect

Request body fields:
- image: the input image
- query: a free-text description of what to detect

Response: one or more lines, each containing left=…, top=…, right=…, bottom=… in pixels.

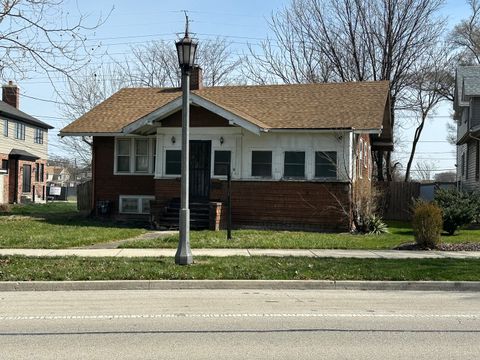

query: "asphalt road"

left=0, top=289, right=479, bottom=359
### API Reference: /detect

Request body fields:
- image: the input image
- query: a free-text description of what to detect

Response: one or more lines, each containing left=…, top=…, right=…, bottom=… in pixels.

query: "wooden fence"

left=377, top=182, right=421, bottom=221
left=77, top=180, right=92, bottom=212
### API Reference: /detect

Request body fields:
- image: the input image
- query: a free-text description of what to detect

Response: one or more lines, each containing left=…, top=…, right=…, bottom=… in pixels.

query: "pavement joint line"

left=309, top=250, right=317, bottom=258
left=1, top=313, right=479, bottom=321
left=1, top=280, right=480, bottom=292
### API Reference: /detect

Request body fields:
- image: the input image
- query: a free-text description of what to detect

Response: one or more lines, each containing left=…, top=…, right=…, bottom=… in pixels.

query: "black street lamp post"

left=174, top=18, right=197, bottom=265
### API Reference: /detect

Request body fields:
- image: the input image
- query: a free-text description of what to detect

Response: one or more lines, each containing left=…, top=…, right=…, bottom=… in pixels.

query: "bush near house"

left=412, top=201, right=443, bottom=249
left=434, top=189, right=479, bottom=235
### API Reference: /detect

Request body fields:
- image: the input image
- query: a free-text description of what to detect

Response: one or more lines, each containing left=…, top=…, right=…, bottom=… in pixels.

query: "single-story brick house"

left=0, top=82, right=53, bottom=204
left=60, top=68, right=392, bottom=231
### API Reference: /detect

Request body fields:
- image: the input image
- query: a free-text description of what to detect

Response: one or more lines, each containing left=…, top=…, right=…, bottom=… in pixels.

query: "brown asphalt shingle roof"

left=60, top=81, right=390, bottom=134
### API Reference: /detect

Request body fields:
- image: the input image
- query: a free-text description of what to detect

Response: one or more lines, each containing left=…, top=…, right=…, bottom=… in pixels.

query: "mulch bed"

left=395, top=243, right=480, bottom=251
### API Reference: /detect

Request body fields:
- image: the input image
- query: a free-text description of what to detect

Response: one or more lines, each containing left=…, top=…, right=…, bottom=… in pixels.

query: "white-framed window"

left=134, top=138, right=149, bottom=172
left=368, top=145, right=372, bottom=180
left=115, top=137, right=156, bottom=175
left=283, top=151, right=305, bottom=178
left=34, top=128, right=44, bottom=144
left=3, top=119, right=8, bottom=137
left=315, top=151, right=337, bottom=179
left=119, top=195, right=154, bottom=214
left=251, top=150, right=272, bottom=177
left=14, top=122, right=25, bottom=140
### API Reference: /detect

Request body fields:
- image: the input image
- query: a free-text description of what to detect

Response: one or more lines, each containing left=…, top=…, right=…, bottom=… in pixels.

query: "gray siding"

left=460, top=139, right=480, bottom=191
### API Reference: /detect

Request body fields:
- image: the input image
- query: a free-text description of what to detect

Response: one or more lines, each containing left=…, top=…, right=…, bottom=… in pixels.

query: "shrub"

left=412, top=201, right=443, bottom=249
left=434, top=188, right=477, bottom=235
left=0, top=203, right=11, bottom=213
left=365, top=214, right=389, bottom=235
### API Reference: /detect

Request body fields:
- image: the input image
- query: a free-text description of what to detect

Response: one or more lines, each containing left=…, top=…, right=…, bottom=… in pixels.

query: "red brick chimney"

left=2, top=81, right=19, bottom=108
left=190, top=66, right=203, bottom=90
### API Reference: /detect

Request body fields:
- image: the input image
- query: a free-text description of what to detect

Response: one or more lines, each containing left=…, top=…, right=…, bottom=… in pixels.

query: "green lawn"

left=0, top=202, right=147, bottom=248
left=1, top=256, right=479, bottom=281
left=1, top=203, right=479, bottom=250
left=120, top=221, right=480, bottom=249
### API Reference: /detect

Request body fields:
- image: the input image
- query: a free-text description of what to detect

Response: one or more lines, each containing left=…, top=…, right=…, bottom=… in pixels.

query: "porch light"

left=171, top=136, right=176, bottom=144
left=219, top=136, right=224, bottom=145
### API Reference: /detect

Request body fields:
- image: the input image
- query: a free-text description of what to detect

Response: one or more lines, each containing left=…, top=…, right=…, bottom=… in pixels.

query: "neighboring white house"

left=454, top=66, right=480, bottom=191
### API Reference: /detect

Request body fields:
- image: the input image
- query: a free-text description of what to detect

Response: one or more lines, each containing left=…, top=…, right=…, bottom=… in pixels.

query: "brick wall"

left=154, top=178, right=352, bottom=231
left=93, top=137, right=155, bottom=213
left=0, top=153, right=48, bottom=204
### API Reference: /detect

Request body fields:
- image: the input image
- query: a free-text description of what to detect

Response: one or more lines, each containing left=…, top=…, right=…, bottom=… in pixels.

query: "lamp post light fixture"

left=174, top=17, right=198, bottom=265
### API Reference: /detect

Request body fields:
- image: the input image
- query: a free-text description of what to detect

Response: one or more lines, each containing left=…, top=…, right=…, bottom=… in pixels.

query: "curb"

left=0, top=280, right=479, bottom=292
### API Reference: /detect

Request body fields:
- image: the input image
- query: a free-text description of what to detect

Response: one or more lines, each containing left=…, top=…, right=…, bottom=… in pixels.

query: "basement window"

left=119, top=195, right=154, bottom=214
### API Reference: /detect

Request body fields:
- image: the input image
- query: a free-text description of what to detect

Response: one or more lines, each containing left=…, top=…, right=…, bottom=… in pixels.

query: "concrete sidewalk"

left=1, top=248, right=480, bottom=259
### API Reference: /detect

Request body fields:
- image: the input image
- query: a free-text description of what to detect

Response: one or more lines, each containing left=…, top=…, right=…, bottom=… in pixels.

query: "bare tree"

left=58, top=37, right=242, bottom=164
left=117, top=37, right=242, bottom=88
left=244, top=0, right=446, bottom=181
left=0, top=0, right=108, bottom=83
left=414, top=160, right=438, bottom=181
left=401, top=47, right=455, bottom=182
left=58, top=65, right=128, bottom=166
left=450, top=0, right=480, bottom=65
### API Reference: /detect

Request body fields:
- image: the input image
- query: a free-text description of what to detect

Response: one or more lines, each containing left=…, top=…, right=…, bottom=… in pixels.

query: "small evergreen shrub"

left=434, top=188, right=477, bottom=235
left=365, top=214, right=389, bottom=235
left=412, top=201, right=443, bottom=249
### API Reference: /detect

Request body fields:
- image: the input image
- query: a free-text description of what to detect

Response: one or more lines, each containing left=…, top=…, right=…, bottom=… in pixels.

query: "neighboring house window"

left=461, top=153, right=466, bottom=178
left=284, top=151, right=305, bottom=178
left=119, top=195, right=154, bottom=214
left=22, top=164, right=31, bottom=193
left=14, top=122, right=25, bottom=140
left=165, top=150, right=181, bottom=175
left=3, top=120, right=8, bottom=137
left=34, top=128, right=44, bottom=144
left=214, top=150, right=231, bottom=176
left=116, top=139, right=131, bottom=172
left=476, top=140, right=480, bottom=181
left=251, top=151, right=272, bottom=177
left=1, top=159, right=8, bottom=173
left=315, top=151, right=337, bottom=178
left=134, top=138, right=149, bottom=172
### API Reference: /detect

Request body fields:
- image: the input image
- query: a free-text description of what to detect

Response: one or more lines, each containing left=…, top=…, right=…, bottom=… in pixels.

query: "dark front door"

left=190, top=140, right=211, bottom=200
